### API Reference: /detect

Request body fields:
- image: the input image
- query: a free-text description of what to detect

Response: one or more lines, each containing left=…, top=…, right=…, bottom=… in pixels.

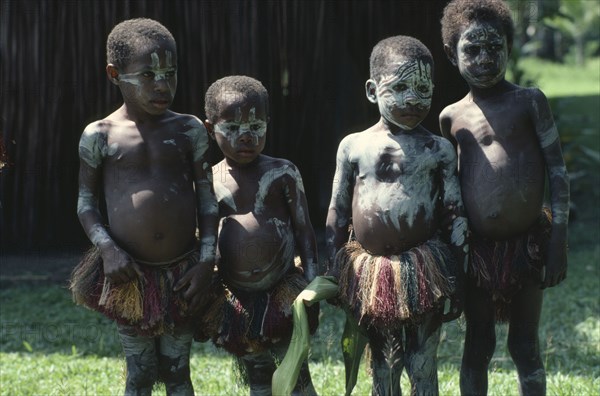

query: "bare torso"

left=441, top=87, right=545, bottom=239
left=347, top=126, right=450, bottom=255
left=99, top=112, right=200, bottom=262
left=214, top=155, right=299, bottom=291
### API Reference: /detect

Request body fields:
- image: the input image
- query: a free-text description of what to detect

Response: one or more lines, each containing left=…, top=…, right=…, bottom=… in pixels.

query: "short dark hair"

left=106, top=18, right=176, bottom=69
left=205, top=76, right=269, bottom=123
left=369, top=36, right=433, bottom=81
left=441, top=0, right=514, bottom=51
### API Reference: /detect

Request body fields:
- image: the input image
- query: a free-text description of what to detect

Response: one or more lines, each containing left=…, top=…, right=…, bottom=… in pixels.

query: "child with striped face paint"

left=326, top=35, right=468, bottom=395
left=441, top=1, right=569, bottom=394
left=198, top=75, right=319, bottom=395
left=70, top=18, right=218, bottom=396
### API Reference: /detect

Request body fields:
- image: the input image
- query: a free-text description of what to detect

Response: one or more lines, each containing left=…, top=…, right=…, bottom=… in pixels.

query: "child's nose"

left=238, top=132, right=253, bottom=143
left=405, top=96, right=419, bottom=106
left=154, top=78, right=169, bottom=92
left=478, top=49, right=494, bottom=65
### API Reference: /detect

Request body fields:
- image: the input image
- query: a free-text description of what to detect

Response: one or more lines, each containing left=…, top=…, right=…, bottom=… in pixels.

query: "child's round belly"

left=106, top=188, right=197, bottom=262
left=351, top=207, right=438, bottom=256
left=218, top=213, right=295, bottom=291
left=461, top=165, right=545, bottom=239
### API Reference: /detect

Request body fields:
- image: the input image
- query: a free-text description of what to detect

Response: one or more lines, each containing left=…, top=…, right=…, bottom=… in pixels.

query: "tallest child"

left=70, top=18, right=218, bottom=395
left=440, top=0, right=570, bottom=395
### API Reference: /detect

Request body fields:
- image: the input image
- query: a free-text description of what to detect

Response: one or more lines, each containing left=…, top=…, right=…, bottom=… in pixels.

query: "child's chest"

left=453, top=100, right=534, bottom=148
left=105, top=126, right=192, bottom=168
left=351, top=135, right=441, bottom=180
left=215, top=167, right=287, bottom=216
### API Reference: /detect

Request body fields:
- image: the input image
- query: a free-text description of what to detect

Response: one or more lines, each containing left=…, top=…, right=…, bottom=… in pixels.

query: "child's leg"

left=367, top=327, right=405, bottom=396
left=241, top=351, right=277, bottom=396
left=271, top=342, right=317, bottom=396
left=404, top=312, right=442, bottom=396
left=460, top=279, right=496, bottom=396
left=157, top=324, right=194, bottom=396
left=118, top=325, right=158, bottom=396
left=507, top=281, right=545, bottom=396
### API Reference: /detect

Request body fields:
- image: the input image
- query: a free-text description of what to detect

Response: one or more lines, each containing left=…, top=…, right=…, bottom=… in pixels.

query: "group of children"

left=70, top=0, right=569, bottom=395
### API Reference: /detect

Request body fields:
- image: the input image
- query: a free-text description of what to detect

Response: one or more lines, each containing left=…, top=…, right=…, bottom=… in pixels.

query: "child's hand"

left=440, top=204, right=458, bottom=241
left=541, top=234, right=567, bottom=289
left=323, top=258, right=340, bottom=281
left=174, top=262, right=214, bottom=314
left=441, top=289, right=464, bottom=322
left=101, top=246, right=142, bottom=285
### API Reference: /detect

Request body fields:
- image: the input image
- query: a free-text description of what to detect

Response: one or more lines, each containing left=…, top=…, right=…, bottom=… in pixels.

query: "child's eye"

left=393, top=83, right=408, bottom=92
left=417, top=84, right=430, bottom=93
left=228, top=125, right=240, bottom=132
left=250, top=124, right=262, bottom=131
left=142, top=71, right=155, bottom=78
left=166, top=70, right=176, bottom=78
left=465, top=46, right=480, bottom=56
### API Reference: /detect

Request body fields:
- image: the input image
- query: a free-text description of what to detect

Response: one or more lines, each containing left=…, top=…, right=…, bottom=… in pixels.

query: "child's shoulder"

left=439, top=93, right=472, bottom=120
left=257, top=155, right=304, bottom=182
left=259, top=154, right=297, bottom=171
left=338, top=126, right=379, bottom=148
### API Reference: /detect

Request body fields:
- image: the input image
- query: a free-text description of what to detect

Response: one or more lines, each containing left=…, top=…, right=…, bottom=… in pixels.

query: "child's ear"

left=444, top=44, right=458, bottom=66
left=204, top=119, right=216, bottom=140
left=106, top=64, right=120, bottom=85
left=365, top=79, right=378, bottom=104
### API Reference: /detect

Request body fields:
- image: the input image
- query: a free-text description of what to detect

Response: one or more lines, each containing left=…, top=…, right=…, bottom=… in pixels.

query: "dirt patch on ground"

left=0, top=253, right=81, bottom=288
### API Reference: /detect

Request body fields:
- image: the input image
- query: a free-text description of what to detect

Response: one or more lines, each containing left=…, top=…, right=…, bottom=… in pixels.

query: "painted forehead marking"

left=394, top=59, right=432, bottom=82
left=119, top=50, right=177, bottom=84
left=378, top=59, right=433, bottom=92
left=462, top=23, right=503, bottom=43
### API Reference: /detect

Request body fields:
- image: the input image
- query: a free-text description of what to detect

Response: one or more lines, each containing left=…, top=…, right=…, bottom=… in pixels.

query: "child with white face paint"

left=326, top=35, right=468, bottom=396
left=441, top=1, right=570, bottom=395
left=197, top=75, right=319, bottom=395
left=70, top=18, right=218, bottom=396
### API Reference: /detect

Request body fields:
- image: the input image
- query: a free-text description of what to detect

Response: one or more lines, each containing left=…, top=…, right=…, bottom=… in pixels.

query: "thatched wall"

left=0, top=0, right=467, bottom=251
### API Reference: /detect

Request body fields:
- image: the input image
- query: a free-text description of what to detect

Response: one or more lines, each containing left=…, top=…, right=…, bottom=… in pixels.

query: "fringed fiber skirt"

left=196, top=265, right=319, bottom=357
left=335, top=238, right=456, bottom=329
left=70, top=247, right=200, bottom=337
left=469, top=208, right=552, bottom=322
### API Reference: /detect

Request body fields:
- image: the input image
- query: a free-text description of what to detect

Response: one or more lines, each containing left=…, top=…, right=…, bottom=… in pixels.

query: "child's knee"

left=158, top=353, right=191, bottom=384
left=507, top=335, right=540, bottom=363
left=124, top=354, right=159, bottom=389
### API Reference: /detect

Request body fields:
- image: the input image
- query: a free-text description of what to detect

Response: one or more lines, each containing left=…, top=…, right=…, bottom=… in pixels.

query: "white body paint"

left=254, top=165, right=304, bottom=214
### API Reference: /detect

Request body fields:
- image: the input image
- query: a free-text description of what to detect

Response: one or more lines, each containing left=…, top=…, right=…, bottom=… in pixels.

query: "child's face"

left=114, top=40, right=178, bottom=115
left=456, top=21, right=508, bottom=88
left=212, top=93, right=268, bottom=165
left=367, top=54, right=433, bottom=130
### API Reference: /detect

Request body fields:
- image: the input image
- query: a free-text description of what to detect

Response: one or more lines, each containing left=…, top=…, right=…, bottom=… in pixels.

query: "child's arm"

left=174, top=119, right=219, bottom=312
left=439, top=139, right=469, bottom=322
left=325, top=136, right=354, bottom=277
left=284, top=163, right=318, bottom=282
left=77, top=125, right=142, bottom=284
left=530, top=89, right=570, bottom=288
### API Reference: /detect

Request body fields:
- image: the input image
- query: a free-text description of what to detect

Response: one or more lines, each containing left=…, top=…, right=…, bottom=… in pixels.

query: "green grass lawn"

left=2, top=58, right=599, bottom=395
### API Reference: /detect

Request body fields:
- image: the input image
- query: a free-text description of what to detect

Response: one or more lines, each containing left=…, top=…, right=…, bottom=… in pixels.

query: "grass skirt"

left=196, top=265, right=319, bottom=357
left=469, top=208, right=552, bottom=322
left=335, top=238, right=456, bottom=329
left=69, top=247, right=199, bottom=337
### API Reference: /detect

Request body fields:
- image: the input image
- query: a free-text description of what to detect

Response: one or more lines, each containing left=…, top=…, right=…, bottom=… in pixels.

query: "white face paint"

left=119, top=50, right=177, bottom=85
left=214, top=106, right=267, bottom=147
left=456, top=22, right=508, bottom=88
left=369, top=58, right=433, bottom=130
